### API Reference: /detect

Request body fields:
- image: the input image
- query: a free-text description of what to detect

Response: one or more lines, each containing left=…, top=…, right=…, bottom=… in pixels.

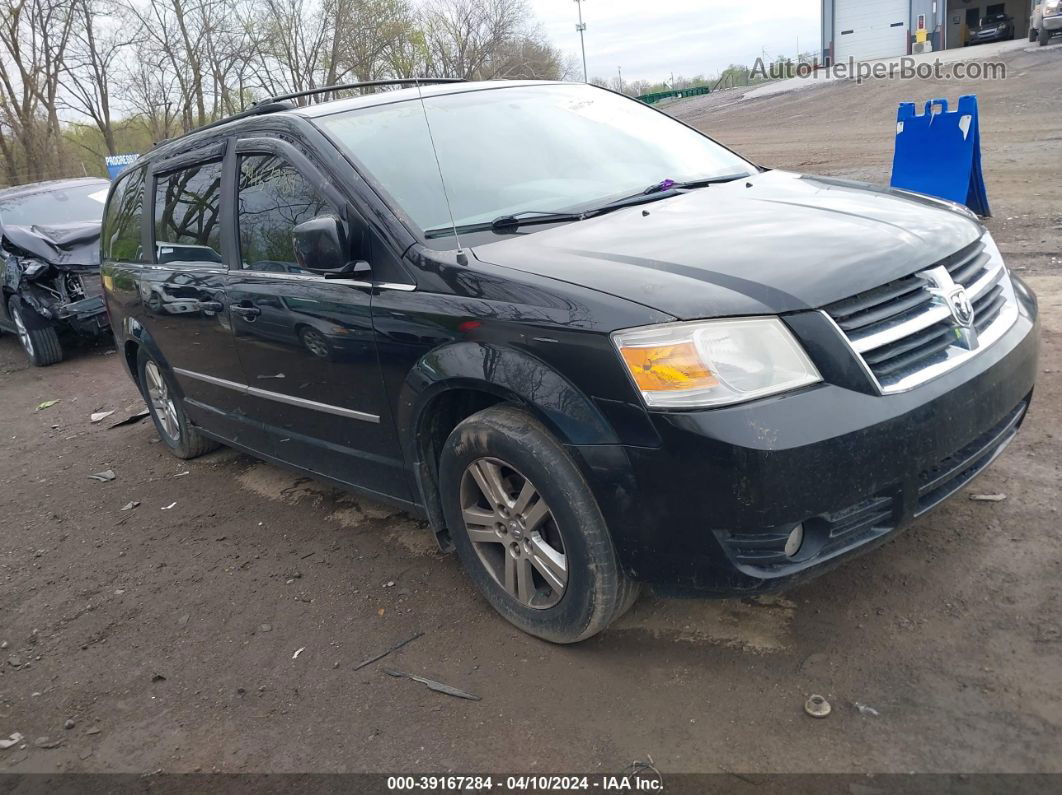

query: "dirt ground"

left=1, top=42, right=1061, bottom=776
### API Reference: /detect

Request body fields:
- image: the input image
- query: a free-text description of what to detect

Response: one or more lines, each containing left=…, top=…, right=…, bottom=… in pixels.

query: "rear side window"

left=237, top=153, right=331, bottom=272
left=153, top=161, right=224, bottom=266
left=102, top=168, right=146, bottom=262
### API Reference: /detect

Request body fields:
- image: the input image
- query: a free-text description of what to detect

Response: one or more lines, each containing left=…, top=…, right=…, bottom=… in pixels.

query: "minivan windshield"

left=0, top=182, right=109, bottom=227
left=317, top=83, right=755, bottom=238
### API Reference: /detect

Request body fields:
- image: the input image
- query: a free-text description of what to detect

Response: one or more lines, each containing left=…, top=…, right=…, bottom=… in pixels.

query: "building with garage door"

left=821, top=0, right=1034, bottom=63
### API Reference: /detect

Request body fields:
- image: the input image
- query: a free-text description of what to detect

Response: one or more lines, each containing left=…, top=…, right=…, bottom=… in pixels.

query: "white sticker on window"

left=88, top=188, right=109, bottom=204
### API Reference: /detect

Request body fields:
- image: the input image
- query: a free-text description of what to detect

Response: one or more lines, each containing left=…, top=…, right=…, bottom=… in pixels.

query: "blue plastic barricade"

left=890, top=95, right=991, bottom=217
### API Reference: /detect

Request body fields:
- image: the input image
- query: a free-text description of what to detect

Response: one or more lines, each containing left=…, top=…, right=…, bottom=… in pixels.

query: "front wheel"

left=137, top=348, right=219, bottom=459
left=1040, top=26, right=1050, bottom=45
left=299, top=326, right=332, bottom=360
left=439, top=405, right=638, bottom=644
left=8, top=295, right=62, bottom=366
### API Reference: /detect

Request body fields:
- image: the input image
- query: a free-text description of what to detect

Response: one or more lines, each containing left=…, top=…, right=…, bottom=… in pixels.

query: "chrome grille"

left=824, top=236, right=1018, bottom=393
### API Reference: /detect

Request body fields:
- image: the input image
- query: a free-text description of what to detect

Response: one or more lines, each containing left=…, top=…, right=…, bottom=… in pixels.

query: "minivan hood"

left=471, top=170, right=983, bottom=319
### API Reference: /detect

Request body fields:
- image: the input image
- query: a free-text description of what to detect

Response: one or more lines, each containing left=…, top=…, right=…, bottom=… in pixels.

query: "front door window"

left=237, top=154, right=331, bottom=273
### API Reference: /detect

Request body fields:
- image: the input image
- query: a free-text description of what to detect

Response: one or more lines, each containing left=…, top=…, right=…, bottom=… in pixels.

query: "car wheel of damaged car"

left=439, top=405, right=638, bottom=644
left=7, top=296, right=62, bottom=367
left=136, top=348, right=218, bottom=460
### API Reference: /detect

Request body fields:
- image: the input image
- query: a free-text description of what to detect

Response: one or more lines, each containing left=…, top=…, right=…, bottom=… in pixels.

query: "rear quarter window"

left=102, top=168, right=146, bottom=263
left=153, top=161, right=225, bottom=267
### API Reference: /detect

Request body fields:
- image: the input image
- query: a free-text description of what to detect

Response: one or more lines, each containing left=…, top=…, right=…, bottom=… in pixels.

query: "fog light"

left=784, top=523, right=804, bottom=558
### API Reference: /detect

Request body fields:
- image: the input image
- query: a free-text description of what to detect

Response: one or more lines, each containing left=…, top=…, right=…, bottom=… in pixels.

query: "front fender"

left=397, top=341, right=625, bottom=547
left=398, top=341, right=620, bottom=454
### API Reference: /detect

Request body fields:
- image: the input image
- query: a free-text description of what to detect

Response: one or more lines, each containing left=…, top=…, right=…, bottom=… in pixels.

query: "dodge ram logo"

left=946, top=286, right=975, bottom=328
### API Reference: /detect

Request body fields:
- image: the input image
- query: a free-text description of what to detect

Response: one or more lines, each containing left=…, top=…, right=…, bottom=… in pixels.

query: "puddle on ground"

left=613, top=593, right=796, bottom=653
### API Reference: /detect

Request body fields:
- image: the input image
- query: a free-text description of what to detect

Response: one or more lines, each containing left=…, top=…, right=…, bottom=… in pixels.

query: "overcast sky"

left=528, top=0, right=822, bottom=85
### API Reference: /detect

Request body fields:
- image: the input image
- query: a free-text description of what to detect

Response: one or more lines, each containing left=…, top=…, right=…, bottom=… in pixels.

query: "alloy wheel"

left=144, top=361, right=180, bottom=441
left=11, top=304, right=34, bottom=359
left=460, top=457, right=568, bottom=609
left=302, top=329, right=330, bottom=359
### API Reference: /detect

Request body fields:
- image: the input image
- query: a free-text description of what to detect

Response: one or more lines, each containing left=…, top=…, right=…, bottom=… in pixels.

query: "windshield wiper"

left=422, top=173, right=754, bottom=239
left=424, top=211, right=584, bottom=238
left=580, top=172, right=753, bottom=216
left=667, top=173, right=751, bottom=190
left=489, top=210, right=585, bottom=232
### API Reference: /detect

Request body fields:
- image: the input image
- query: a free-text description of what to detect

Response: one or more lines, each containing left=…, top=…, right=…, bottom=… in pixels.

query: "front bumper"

left=577, top=275, right=1039, bottom=595
left=1043, top=14, right=1062, bottom=31
left=56, top=296, right=110, bottom=337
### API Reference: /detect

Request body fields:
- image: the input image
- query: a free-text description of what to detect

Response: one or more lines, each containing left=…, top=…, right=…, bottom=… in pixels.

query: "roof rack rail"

left=175, top=101, right=296, bottom=140
left=252, top=78, right=465, bottom=107
left=153, top=79, right=465, bottom=149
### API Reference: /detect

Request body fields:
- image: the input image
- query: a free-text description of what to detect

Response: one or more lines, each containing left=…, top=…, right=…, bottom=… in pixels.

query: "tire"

left=1030, top=28, right=1037, bottom=42
left=439, top=404, right=638, bottom=644
left=8, top=295, right=62, bottom=366
left=136, top=347, right=219, bottom=460
left=1040, top=26, right=1049, bottom=45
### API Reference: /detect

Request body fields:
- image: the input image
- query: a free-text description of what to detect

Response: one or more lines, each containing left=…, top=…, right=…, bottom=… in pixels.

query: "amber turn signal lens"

left=619, top=342, right=718, bottom=392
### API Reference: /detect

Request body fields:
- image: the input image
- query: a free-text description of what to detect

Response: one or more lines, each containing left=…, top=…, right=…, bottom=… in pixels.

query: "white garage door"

left=834, top=0, right=908, bottom=62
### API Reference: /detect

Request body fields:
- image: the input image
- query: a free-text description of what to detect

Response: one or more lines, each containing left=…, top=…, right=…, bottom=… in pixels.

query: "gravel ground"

left=1, top=42, right=1060, bottom=776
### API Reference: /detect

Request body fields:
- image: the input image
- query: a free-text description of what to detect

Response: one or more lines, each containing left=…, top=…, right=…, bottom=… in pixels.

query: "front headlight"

left=612, top=317, right=822, bottom=408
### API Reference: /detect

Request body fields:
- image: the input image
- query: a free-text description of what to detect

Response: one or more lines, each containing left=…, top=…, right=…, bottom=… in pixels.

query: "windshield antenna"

left=413, top=76, right=467, bottom=266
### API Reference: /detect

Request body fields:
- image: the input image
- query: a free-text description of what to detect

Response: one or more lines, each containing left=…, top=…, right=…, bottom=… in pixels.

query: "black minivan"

left=102, top=79, right=1039, bottom=643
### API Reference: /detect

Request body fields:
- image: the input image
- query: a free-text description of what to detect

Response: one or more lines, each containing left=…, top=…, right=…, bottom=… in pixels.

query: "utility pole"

left=617, top=65, right=623, bottom=94
left=574, top=0, right=588, bottom=82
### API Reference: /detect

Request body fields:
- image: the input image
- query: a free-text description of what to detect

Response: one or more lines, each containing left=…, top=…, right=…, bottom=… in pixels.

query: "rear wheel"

left=439, top=404, right=638, bottom=644
left=137, top=348, right=218, bottom=459
left=1030, top=28, right=1037, bottom=42
left=8, top=295, right=62, bottom=366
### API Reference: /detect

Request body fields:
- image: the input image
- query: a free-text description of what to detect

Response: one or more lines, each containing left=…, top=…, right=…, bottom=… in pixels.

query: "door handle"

left=231, top=304, right=261, bottom=320
left=197, top=300, right=224, bottom=313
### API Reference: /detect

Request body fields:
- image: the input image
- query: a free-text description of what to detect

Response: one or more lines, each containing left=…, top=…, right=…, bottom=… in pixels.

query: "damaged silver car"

left=0, top=177, right=111, bottom=366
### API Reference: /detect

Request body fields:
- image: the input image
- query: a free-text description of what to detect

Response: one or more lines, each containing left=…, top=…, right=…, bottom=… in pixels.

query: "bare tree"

left=121, top=49, right=183, bottom=142
left=243, top=0, right=331, bottom=102
left=330, top=0, right=411, bottom=83
left=484, top=33, right=571, bottom=80
left=421, top=0, right=530, bottom=79
left=0, top=0, right=576, bottom=184
left=62, top=0, right=132, bottom=156
left=123, top=0, right=223, bottom=130
left=199, top=0, right=253, bottom=117
left=0, top=0, right=76, bottom=181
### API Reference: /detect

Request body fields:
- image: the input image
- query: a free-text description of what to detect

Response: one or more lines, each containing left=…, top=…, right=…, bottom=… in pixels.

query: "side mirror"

left=292, top=215, right=353, bottom=274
